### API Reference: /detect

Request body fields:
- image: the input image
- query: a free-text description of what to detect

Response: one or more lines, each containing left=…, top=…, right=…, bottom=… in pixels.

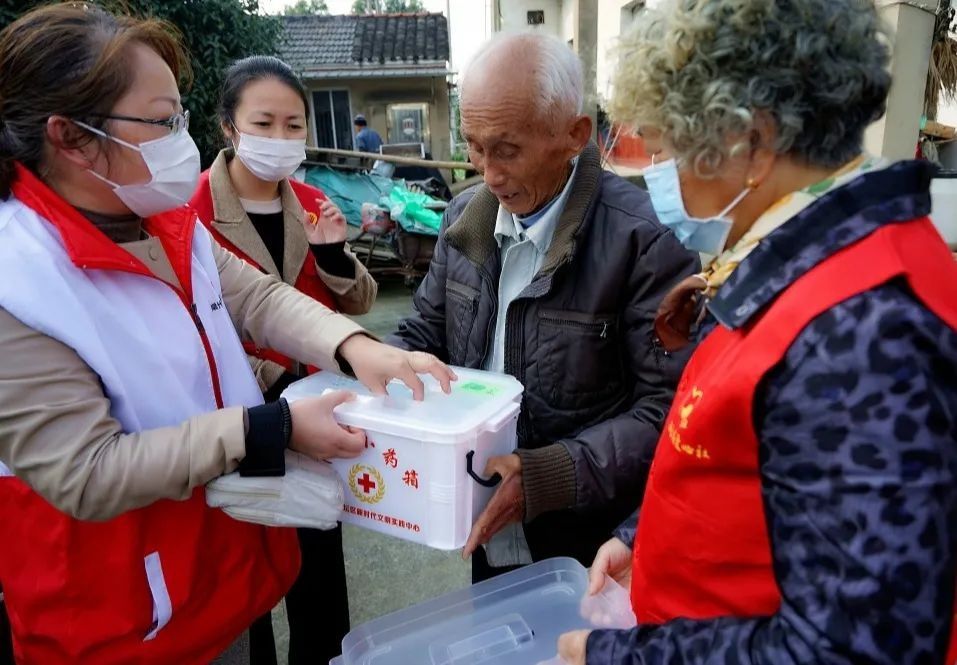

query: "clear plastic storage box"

left=329, top=557, right=636, bottom=665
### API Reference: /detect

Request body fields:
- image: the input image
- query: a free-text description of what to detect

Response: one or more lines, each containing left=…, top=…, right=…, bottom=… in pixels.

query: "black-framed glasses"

left=86, top=109, right=190, bottom=134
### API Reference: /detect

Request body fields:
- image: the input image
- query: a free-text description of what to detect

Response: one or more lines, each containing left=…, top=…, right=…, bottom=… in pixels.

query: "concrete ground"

left=271, top=277, right=471, bottom=663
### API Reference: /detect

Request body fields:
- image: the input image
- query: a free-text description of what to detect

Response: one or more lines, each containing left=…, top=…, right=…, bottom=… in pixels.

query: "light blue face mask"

left=643, top=158, right=751, bottom=255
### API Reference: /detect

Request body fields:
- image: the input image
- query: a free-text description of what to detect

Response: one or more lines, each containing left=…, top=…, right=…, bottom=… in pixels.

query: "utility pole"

left=576, top=0, right=599, bottom=140
left=864, top=0, right=937, bottom=159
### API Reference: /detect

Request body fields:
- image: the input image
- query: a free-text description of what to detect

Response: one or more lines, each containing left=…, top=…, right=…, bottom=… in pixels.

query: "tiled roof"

left=280, top=13, right=450, bottom=74
left=352, top=14, right=449, bottom=65
left=280, top=15, right=357, bottom=71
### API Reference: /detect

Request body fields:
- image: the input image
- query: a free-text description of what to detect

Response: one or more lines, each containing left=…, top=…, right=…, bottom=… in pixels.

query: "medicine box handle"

left=466, top=451, right=502, bottom=488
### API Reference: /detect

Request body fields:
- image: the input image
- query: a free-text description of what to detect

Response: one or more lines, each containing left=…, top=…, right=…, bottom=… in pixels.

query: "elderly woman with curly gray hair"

left=556, top=0, right=957, bottom=663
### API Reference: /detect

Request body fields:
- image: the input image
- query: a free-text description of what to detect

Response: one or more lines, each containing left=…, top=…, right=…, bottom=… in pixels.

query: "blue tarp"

left=303, top=165, right=394, bottom=228
left=303, top=165, right=442, bottom=236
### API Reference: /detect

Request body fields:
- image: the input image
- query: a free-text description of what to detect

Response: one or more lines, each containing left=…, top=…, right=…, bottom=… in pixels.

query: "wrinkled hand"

left=462, top=454, right=524, bottom=559
left=303, top=197, right=348, bottom=244
left=557, top=629, right=590, bottom=665
left=588, top=537, right=632, bottom=596
left=337, top=335, right=456, bottom=400
left=288, top=390, right=367, bottom=460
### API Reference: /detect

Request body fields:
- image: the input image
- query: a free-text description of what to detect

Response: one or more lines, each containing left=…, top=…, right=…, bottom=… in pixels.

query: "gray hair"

left=610, top=0, right=891, bottom=175
left=462, top=32, right=584, bottom=122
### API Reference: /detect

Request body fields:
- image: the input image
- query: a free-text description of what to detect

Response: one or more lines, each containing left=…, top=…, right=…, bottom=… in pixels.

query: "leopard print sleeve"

left=585, top=279, right=957, bottom=664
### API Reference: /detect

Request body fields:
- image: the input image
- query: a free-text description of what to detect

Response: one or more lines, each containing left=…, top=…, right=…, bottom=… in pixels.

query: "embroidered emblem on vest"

left=667, top=386, right=711, bottom=460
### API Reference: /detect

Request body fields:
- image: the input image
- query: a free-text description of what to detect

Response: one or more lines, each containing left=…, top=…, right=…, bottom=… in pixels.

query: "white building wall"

left=561, top=0, right=577, bottom=48
left=489, top=0, right=670, bottom=114
left=596, top=0, right=669, bottom=104
left=596, top=0, right=630, bottom=102
left=498, top=0, right=563, bottom=37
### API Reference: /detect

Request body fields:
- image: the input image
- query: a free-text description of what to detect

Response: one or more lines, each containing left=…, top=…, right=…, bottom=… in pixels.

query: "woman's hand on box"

left=289, top=390, right=367, bottom=460
left=462, top=454, right=524, bottom=559
left=338, top=335, right=456, bottom=399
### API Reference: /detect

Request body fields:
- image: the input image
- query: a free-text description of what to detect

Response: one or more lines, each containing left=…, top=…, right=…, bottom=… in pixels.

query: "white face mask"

left=75, top=120, right=201, bottom=218
left=233, top=129, right=306, bottom=183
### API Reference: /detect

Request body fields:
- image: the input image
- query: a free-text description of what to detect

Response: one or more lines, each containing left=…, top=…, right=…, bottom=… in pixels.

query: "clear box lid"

left=282, top=367, right=524, bottom=444
left=330, top=557, right=636, bottom=665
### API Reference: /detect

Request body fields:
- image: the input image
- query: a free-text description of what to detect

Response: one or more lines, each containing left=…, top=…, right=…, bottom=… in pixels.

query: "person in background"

left=353, top=113, right=382, bottom=154
left=557, top=0, right=957, bottom=663
left=388, top=32, right=698, bottom=582
left=189, top=55, right=375, bottom=665
left=193, top=56, right=376, bottom=401
left=0, top=4, right=452, bottom=664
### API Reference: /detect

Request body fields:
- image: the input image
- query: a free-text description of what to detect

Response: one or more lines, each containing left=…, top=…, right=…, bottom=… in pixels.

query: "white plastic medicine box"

left=282, top=367, right=524, bottom=550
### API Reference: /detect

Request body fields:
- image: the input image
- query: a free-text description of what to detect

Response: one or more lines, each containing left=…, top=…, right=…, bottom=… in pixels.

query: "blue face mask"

left=644, top=158, right=751, bottom=255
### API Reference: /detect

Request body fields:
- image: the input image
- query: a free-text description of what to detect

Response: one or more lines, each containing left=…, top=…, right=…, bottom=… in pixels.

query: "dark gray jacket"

left=389, top=144, right=698, bottom=562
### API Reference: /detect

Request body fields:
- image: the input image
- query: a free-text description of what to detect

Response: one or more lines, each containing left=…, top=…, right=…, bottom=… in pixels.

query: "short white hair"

left=462, top=32, right=584, bottom=121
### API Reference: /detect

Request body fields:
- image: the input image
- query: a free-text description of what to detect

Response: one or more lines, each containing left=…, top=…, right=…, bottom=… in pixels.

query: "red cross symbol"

left=357, top=473, right=377, bottom=494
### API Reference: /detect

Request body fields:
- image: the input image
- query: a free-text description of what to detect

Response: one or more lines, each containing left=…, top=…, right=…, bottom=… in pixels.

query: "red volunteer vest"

left=0, top=169, right=300, bottom=664
left=191, top=171, right=337, bottom=372
left=632, top=218, right=957, bottom=663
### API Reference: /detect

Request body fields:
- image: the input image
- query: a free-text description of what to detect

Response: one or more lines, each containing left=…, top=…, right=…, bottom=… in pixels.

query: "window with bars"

left=312, top=90, right=353, bottom=150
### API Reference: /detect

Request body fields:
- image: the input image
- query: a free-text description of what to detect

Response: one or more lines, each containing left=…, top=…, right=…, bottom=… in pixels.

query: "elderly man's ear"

left=568, top=114, right=593, bottom=154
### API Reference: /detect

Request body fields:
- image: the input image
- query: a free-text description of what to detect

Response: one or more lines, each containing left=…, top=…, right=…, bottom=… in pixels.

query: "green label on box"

left=458, top=381, right=501, bottom=397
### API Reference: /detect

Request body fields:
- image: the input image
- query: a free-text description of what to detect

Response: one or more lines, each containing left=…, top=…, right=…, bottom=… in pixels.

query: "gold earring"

left=746, top=177, right=757, bottom=189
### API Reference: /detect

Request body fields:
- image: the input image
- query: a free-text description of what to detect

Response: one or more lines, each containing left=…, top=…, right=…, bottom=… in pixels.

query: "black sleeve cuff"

left=263, top=371, right=300, bottom=403
left=310, top=241, right=356, bottom=279
left=239, top=399, right=291, bottom=477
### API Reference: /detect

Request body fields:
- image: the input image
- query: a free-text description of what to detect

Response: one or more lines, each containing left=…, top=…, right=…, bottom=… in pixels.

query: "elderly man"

left=388, top=33, right=698, bottom=581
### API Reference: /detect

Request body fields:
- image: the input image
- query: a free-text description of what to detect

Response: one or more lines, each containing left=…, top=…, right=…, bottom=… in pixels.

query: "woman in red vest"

left=0, top=5, right=452, bottom=664
left=189, top=56, right=376, bottom=665
left=559, top=1, right=957, bottom=663
left=191, top=56, right=377, bottom=402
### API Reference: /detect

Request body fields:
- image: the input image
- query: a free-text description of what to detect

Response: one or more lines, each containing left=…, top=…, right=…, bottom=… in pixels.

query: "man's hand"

left=462, top=454, right=524, bottom=559
left=557, top=629, right=590, bottom=665
left=303, top=198, right=348, bottom=245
